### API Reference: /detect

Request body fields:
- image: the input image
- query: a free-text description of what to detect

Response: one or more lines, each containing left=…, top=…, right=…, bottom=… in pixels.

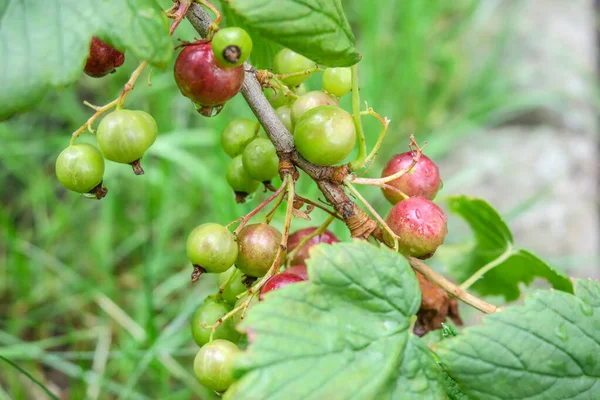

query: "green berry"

left=221, top=118, right=258, bottom=157
left=275, top=106, right=293, bottom=132
left=212, top=27, right=253, bottom=68
left=290, top=90, right=338, bottom=125
left=264, top=79, right=290, bottom=108
left=273, top=49, right=314, bottom=86
left=322, top=67, right=352, bottom=97
left=241, top=138, right=279, bottom=182
left=191, top=298, right=240, bottom=346
left=294, top=105, right=356, bottom=166
left=218, top=267, right=247, bottom=305
left=194, top=339, right=240, bottom=392
left=186, top=223, right=238, bottom=273
left=96, top=109, right=158, bottom=174
left=292, top=82, right=307, bottom=96
left=226, top=156, right=260, bottom=195
left=55, top=143, right=105, bottom=194
left=236, top=223, right=282, bottom=277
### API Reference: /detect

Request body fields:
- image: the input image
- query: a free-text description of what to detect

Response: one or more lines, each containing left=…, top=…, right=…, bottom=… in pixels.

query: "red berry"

left=381, top=152, right=441, bottom=204
left=285, top=265, right=308, bottom=280
left=259, top=272, right=304, bottom=300
left=385, top=197, right=447, bottom=259
left=84, top=37, right=125, bottom=78
left=287, top=227, right=339, bottom=266
left=174, top=42, right=244, bottom=111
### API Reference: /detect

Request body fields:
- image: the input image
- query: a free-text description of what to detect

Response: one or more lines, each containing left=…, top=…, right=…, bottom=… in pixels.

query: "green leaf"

left=0, top=0, right=173, bottom=119
left=231, top=241, right=445, bottom=399
left=434, top=279, right=600, bottom=400
left=449, top=196, right=573, bottom=301
left=226, top=0, right=360, bottom=67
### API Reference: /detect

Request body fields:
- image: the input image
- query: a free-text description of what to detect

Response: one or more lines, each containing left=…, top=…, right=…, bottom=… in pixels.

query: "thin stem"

left=232, top=183, right=287, bottom=235
left=269, top=77, right=299, bottom=100
left=349, top=64, right=366, bottom=171
left=292, top=194, right=343, bottom=221
left=116, top=61, right=148, bottom=109
left=168, top=0, right=192, bottom=35
left=70, top=99, right=119, bottom=144
left=286, top=215, right=335, bottom=265
left=362, top=108, right=391, bottom=166
left=265, top=187, right=287, bottom=224
left=408, top=257, right=499, bottom=314
left=275, top=67, right=325, bottom=82
left=216, top=267, right=241, bottom=297
left=460, top=246, right=514, bottom=290
left=344, top=180, right=398, bottom=251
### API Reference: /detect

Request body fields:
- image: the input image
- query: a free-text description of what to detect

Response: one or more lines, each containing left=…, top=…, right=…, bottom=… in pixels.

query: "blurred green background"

left=1, top=0, right=595, bottom=398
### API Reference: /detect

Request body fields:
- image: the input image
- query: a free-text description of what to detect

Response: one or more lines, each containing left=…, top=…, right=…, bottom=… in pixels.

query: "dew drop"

left=81, top=192, right=97, bottom=199
left=554, top=324, right=568, bottom=342
left=194, top=103, right=224, bottom=117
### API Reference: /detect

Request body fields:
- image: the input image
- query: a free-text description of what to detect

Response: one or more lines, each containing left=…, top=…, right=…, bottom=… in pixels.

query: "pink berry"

left=259, top=272, right=304, bottom=300
left=381, top=152, right=441, bottom=204
left=287, top=227, right=339, bottom=265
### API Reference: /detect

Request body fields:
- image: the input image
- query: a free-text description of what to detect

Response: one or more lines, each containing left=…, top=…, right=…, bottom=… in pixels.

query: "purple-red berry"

left=381, top=152, right=441, bottom=204
left=259, top=272, right=304, bottom=300
left=287, top=227, right=339, bottom=266
left=84, top=37, right=125, bottom=78
left=285, top=265, right=308, bottom=280
left=236, top=223, right=282, bottom=277
left=385, top=197, right=447, bottom=259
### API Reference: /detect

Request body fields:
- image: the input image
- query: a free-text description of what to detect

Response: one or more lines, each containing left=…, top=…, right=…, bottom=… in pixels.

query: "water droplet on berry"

left=194, top=103, right=224, bottom=117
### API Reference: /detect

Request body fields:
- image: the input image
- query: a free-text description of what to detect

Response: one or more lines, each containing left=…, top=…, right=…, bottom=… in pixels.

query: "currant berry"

left=218, top=267, right=247, bottom=305
left=55, top=143, right=106, bottom=197
left=385, top=197, right=448, bottom=259
left=290, top=91, right=338, bottom=125
left=292, top=82, right=307, bottom=96
left=226, top=156, right=260, bottom=201
left=241, top=138, right=279, bottom=183
left=259, top=272, right=304, bottom=300
left=96, top=109, right=157, bottom=175
left=84, top=37, right=125, bottom=78
left=275, top=106, right=293, bottom=132
left=191, top=298, right=240, bottom=346
left=381, top=152, right=442, bottom=204
left=322, top=67, right=352, bottom=97
left=174, top=42, right=244, bottom=115
left=221, top=118, right=258, bottom=157
left=212, top=27, right=253, bottom=68
left=264, top=79, right=290, bottom=108
left=186, top=223, right=238, bottom=274
left=273, top=48, right=314, bottom=86
left=285, top=265, right=308, bottom=280
left=287, top=227, right=340, bottom=266
left=236, top=223, right=282, bottom=277
left=194, top=339, right=240, bottom=392
left=294, top=105, right=356, bottom=166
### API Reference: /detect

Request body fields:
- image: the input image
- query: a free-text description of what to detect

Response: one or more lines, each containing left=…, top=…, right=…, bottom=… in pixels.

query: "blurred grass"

left=0, top=0, right=553, bottom=398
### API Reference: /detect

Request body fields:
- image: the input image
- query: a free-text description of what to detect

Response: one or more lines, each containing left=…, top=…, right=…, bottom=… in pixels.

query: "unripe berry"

left=218, top=267, right=248, bottom=305
left=84, top=37, right=125, bottom=78
left=259, top=272, right=304, bottom=300
left=264, top=79, right=290, bottom=108
left=381, top=152, right=442, bottom=204
left=212, top=27, right=253, bottom=68
left=191, top=298, right=240, bottom=346
left=273, top=48, right=314, bottom=86
left=241, top=138, right=279, bottom=182
left=186, top=223, right=238, bottom=274
left=290, top=90, right=338, bottom=125
left=55, top=143, right=105, bottom=196
left=287, top=227, right=339, bottom=266
left=385, top=197, right=447, bottom=259
left=322, top=67, right=352, bottom=97
left=221, top=118, right=258, bottom=157
left=236, top=223, right=282, bottom=277
left=194, top=339, right=240, bottom=392
left=226, top=156, right=260, bottom=199
left=275, top=106, right=293, bottom=132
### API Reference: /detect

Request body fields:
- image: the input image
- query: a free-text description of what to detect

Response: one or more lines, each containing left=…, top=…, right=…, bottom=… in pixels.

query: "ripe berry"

left=290, top=91, right=338, bottom=125
left=322, top=67, right=352, bottom=97
left=236, top=223, right=282, bottom=277
left=226, top=156, right=260, bottom=200
left=259, top=272, right=304, bottom=300
left=194, top=339, right=240, bottom=392
left=84, top=37, right=125, bottom=78
left=96, top=109, right=157, bottom=175
left=287, top=227, right=340, bottom=266
left=381, top=152, right=442, bottom=204
left=221, top=118, right=258, bottom=157
left=218, top=267, right=247, bottom=305
left=275, top=106, right=293, bottom=132
left=212, top=27, right=253, bottom=68
left=285, top=265, right=308, bottom=280
left=186, top=223, right=238, bottom=274
left=174, top=42, right=244, bottom=115
left=191, top=298, right=240, bottom=346
left=55, top=143, right=105, bottom=197
left=273, top=48, right=314, bottom=86
left=242, top=138, right=279, bottom=182
left=385, top=197, right=448, bottom=259
left=294, top=105, right=356, bottom=166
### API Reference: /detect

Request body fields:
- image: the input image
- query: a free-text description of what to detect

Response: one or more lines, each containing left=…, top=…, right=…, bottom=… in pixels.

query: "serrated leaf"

left=227, top=0, right=360, bottom=67
left=434, top=279, right=600, bottom=400
left=0, top=0, right=172, bottom=119
left=231, top=241, right=444, bottom=399
left=449, top=196, right=573, bottom=301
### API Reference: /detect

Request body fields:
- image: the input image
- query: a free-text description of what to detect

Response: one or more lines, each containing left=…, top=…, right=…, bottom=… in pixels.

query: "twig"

left=230, top=183, right=287, bottom=235
left=349, top=64, right=366, bottom=171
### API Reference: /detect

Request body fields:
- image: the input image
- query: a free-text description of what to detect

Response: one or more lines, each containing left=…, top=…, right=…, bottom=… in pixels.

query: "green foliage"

left=0, top=0, right=172, bottom=119
left=434, top=279, right=600, bottom=400
left=448, top=196, right=573, bottom=301
left=231, top=242, right=445, bottom=399
left=227, top=0, right=360, bottom=67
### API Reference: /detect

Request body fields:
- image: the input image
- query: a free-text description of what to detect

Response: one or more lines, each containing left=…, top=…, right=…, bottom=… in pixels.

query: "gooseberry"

left=221, top=118, right=258, bottom=157
left=381, top=151, right=442, bottom=204
left=186, top=223, right=238, bottom=274
left=290, top=90, right=338, bottom=125
left=322, top=67, right=352, bottom=97
left=191, top=298, right=240, bottom=346
left=55, top=143, right=106, bottom=197
left=193, top=339, right=240, bottom=392
left=236, top=223, right=282, bottom=277
left=241, top=138, right=279, bottom=182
